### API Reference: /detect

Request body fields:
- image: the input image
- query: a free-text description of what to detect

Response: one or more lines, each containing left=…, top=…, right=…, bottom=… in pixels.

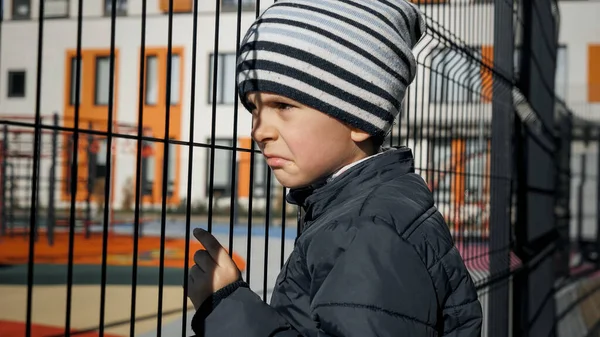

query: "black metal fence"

left=0, top=0, right=598, bottom=336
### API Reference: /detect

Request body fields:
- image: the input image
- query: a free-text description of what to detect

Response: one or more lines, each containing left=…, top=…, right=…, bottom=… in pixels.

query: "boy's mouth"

left=264, top=154, right=290, bottom=168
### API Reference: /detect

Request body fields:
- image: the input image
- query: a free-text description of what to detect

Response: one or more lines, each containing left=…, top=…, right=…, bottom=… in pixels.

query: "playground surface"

left=0, top=220, right=292, bottom=336
left=0, top=219, right=519, bottom=336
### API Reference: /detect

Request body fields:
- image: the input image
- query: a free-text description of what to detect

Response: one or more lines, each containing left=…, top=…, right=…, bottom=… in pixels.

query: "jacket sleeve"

left=420, top=211, right=483, bottom=337
left=191, top=282, right=301, bottom=336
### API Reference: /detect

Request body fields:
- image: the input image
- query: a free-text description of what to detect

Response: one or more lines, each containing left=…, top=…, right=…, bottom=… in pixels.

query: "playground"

left=0, top=116, right=249, bottom=336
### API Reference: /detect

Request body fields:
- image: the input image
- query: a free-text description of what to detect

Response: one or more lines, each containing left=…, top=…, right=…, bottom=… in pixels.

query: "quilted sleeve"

left=407, top=209, right=483, bottom=337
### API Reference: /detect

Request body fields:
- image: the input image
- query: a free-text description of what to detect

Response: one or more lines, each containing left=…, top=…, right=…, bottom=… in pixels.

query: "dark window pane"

left=12, top=0, right=31, bottom=20
left=104, top=0, right=127, bottom=16
left=7, top=70, right=26, bottom=98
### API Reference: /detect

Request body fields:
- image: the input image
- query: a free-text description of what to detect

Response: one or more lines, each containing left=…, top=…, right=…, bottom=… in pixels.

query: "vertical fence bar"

left=227, top=0, right=245, bottom=259
left=86, top=124, right=94, bottom=239
left=130, top=0, right=149, bottom=334
left=578, top=152, right=587, bottom=249
left=489, top=0, right=514, bottom=336
left=207, top=0, right=223, bottom=236
left=99, top=0, right=119, bottom=334
left=157, top=0, right=176, bottom=334
left=65, top=0, right=85, bottom=332
left=246, top=142, right=256, bottom=284
left=263, top=172, right=272, bottom=302
left=182, top=0, right=201, bottom=334
left=25, top=0, right=47, bottom=334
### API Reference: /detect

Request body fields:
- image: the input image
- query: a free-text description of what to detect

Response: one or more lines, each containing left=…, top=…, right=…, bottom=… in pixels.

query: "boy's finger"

left=194, top=249, right=216, bottom=270
left=193, top=228, right=224, bottom=261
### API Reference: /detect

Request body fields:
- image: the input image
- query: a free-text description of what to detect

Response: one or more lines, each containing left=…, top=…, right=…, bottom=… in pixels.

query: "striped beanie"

left=236, top=0, right=426, bottom=139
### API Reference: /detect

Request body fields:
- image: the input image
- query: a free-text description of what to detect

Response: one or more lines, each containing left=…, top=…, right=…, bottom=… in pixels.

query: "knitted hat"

left=236, top=0, right=426, bottom=139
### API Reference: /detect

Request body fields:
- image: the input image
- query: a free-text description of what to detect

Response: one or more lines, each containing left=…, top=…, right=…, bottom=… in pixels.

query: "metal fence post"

left=578, top=153, right=587, bottom=249
left=489, top=0, right=514, bottom=336
left=86, top=122, right=94, bottom=239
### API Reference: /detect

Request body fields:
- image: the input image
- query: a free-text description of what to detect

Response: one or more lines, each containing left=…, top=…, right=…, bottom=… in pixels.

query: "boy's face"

left=248, top=92, right=370, bottom=189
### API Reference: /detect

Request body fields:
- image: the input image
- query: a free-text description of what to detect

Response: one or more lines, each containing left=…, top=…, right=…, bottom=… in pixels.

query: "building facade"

left=0, top=0, right=598, bottom=232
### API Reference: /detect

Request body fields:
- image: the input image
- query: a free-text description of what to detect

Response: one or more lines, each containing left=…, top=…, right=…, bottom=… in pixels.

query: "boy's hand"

left=187, top=228, right=242, bottom=310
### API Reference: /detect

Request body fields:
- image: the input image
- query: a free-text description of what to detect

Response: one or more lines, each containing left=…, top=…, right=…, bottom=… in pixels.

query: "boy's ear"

left=349, top=127, right=371, bottom=143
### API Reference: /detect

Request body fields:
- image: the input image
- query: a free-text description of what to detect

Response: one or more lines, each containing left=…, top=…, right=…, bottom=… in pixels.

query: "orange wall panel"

left=237, top=137, right=252, bottom=198
left=160, top=0, right=192, bottom=13
left=588, top=45, right=600, bottom=102
left=481, top=45, right=494, bottom=103
left=451, top=139, right=465, bottom=207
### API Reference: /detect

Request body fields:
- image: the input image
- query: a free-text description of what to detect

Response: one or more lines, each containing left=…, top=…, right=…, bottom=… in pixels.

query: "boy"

left=186, top=0, right=483, bottom=336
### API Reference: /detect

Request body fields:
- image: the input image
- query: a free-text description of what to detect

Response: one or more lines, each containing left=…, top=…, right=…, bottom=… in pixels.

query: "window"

left=11, top=0, right=30, bottom=20
left=44, top=0, right=69, bottom=18
left=429, top=47, right=482, bottom=103
left=169, top=54, right=181, bottom=105
left=206, top=139, right=234, bottom=197
left=7, top=70, right=25, bottom=98
left=222, top=0, right=255, bottom=12
left=145, top=55, right=158, bottom=105
left=167, top=139, right=176, bottom=196
left=104, top=0, right=127, bottom=16
left=208, top=53, right=237, bottom=105
left=252, top=148, right=268, bottom=197
left=555, top=46, right=567, bottom=101
left=144, top=53, right=181, bottom=106
left=70, top=57, right=82, bottom=105
left=91, top=138, right=108, bottom=179
left=141, top=141, right=155, bottom=196
left=95, top=56, right=112, bottom=106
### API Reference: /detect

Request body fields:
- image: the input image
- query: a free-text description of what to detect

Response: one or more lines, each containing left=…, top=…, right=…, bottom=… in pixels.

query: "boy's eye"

left=275, top=102, right=293, bottom=110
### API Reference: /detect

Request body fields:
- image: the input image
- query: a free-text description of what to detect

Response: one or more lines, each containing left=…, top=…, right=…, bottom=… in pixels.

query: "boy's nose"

left=251, top=117, right=277, bottom=144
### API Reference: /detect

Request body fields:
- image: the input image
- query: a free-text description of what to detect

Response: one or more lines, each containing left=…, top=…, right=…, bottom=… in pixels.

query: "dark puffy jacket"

left=192, top=146, right=483, bottom=336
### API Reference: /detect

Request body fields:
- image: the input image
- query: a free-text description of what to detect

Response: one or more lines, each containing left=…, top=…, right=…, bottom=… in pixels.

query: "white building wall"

left=0, top=0, right=597, bottom=209
left=558, top=1, right=600, bottom=121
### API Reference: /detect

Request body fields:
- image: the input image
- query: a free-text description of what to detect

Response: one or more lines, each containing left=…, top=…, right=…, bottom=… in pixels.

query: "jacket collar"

left=286, top=146, right=415, bottom=222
